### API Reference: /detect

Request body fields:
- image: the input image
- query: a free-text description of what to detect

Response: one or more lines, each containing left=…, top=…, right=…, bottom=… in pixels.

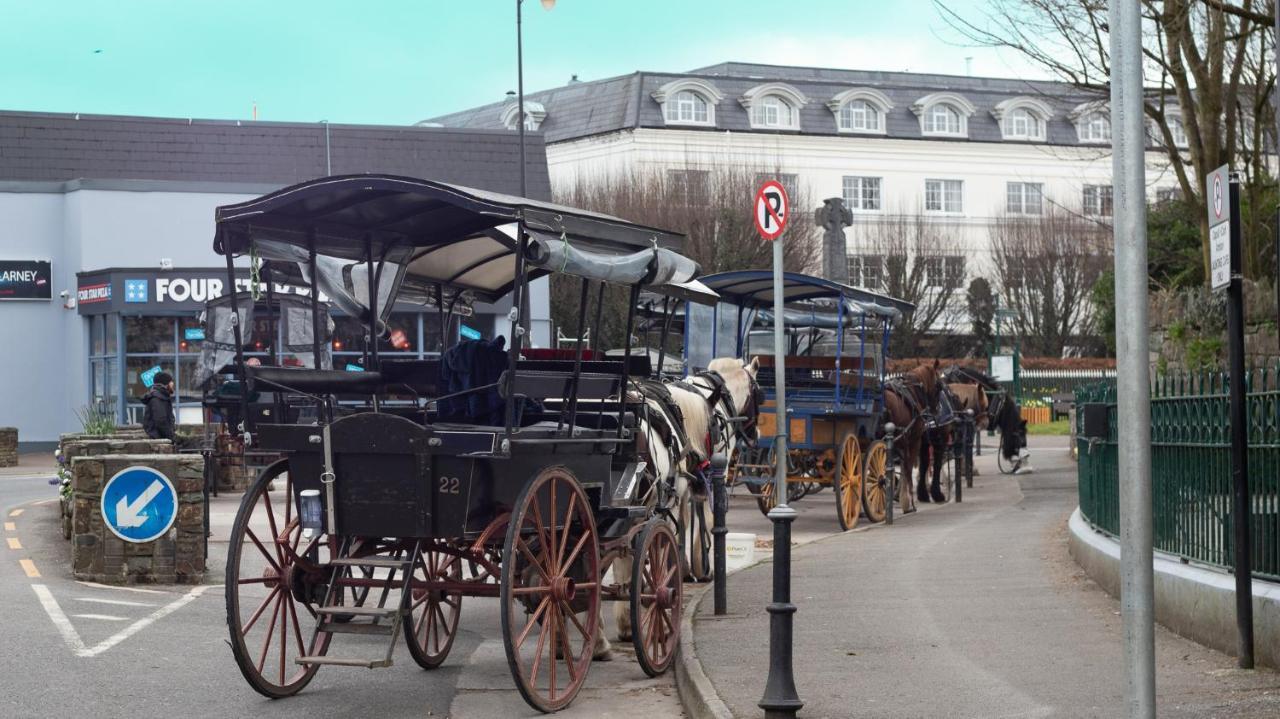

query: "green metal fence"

left=1075, top=371, right=1280, bottom=582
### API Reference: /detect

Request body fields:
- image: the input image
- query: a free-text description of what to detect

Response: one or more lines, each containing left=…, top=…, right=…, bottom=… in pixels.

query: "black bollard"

left=884, top=423, right=896, bottom=526
left=758, top=504, right=802, bottom=718
left=711, top=451, right=728, bottom=616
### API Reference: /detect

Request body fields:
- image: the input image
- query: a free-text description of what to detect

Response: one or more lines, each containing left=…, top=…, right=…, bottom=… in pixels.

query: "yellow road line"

left=8, top=509, right=23, bottom=517
left=19, top=559, right=39, bottom=577
left=6, top=538, right=20, bottom=550
left=3, top=522, right=14, bottom=531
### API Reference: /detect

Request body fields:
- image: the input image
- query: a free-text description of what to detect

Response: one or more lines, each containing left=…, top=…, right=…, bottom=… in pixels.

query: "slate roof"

left=0, top=110, right=552, bottom=200
left=423, top=61, right=1107, bottom=148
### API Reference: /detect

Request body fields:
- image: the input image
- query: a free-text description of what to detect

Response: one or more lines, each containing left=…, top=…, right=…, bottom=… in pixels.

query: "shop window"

left=178, top=315, right=204, bottom=354
left=177, top=357, right=201, bottom=403
left=124, top=317, right=176, bottom=354
left=105, top=316, right=118, bottom=355
left=91, top=316, right=105, bottom=356
left=379, top=312, right=419, bottom=354
left=125, top=356, right=171, bottom=400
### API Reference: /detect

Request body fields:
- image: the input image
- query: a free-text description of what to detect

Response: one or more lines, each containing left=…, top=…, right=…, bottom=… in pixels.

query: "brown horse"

left=883, top=360, right=944, bottom=507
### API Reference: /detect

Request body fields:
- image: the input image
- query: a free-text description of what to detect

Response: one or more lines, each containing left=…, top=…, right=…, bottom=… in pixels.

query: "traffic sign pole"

left=756, top=180, right=802, bottom=719
left=1224, top=172, right=1254, bottom=669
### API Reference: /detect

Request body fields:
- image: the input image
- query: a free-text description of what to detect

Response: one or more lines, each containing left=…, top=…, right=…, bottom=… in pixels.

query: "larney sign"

left=0, top=260, right=52, bottom=301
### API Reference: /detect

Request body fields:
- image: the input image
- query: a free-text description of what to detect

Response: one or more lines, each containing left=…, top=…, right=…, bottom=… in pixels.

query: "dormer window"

left=912, top=93, right=976, bottom=138
left=652, top=79, right=723, bottom=127
left=740, top=83, right=808, bottom=131
left=671, top=91, right=709, bottom=123
left=754, top=95, right=795, bottom=128
left=1070, top=102, right=1111, bottom=144
left=992, top=97, right=1052, bottom=141
left=828, top=88, right=893, bottom=135
left=500, top=101, right=546, bottom=131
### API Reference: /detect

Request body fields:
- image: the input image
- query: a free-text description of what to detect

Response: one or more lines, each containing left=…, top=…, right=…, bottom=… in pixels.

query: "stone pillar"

left=71, top=453, right=205, bottom=584
left=0, top=427, right=16, bottom=467
left=815, top=197, right=853, bottom=284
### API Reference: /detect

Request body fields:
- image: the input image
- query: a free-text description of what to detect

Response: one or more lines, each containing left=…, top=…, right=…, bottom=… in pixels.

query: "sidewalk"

left=0, top=451, right=56, bottom=478
left=689, top=438, right=1280, bottom=718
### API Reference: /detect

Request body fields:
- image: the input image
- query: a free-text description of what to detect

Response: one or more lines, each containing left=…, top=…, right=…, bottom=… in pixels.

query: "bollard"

left=884, top=422, right=896, bottom=526
left=710, top=451, right=728, bottom=616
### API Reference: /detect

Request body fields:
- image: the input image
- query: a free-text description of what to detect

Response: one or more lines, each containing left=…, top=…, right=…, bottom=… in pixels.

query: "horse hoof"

left=593, top=649, right=615, bottom=662
left=917, top=491, right=930, bottom=503
left=930, top=490, right=947, bottom=503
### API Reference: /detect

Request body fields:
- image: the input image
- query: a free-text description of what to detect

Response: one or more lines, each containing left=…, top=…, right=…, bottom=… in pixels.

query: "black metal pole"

left=561, top=277, right=590, bottom=432
left=222, top=236, right=250, bottom=437
left=590, top=280, right=605, bottom=351
left=364, top=234, right=380, bottom=412
left=307, top=231, right=327, bottom=424
left=712, top=451, right=728, bottom=615
left=617, top=285, right=640, bottom=440
left=954, top=419, right=963, bottom=504
left=758, top=504, right=802, bottom=718
left=1227, top=173, right=1254, bottom=669
left=516, top=0, right=526, bottom=200
left=885, top=426, right=895, bottom=526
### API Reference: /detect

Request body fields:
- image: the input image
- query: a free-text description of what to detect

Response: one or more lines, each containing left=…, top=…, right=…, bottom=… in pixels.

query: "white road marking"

left=72, top=614, right=128, bottom=622
left=32, top=584, right=211, bottom=657
left=8, top=508, right=23, bottom=517
left=74, top=581, right=169, bottom=595
left=74, top=597, right=157, bottom=608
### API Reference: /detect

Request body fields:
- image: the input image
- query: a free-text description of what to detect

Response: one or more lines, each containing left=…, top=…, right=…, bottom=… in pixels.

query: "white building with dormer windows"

left=426, top=62, right=1184, bottom=297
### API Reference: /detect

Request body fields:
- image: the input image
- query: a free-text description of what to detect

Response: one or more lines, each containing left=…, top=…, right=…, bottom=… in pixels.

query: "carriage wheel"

left=684, top=496, right=712, bottom=582
left=404, top=542, right=463, bottom=669
left=225, top=459, right=330, bottom=698
left=631, top=521, right=682, bottom=677
left=861, top=440, right=889, bottom=523
left=834, top=433, right=863, bottom=531
left=500, top=466, right=601, bottom=713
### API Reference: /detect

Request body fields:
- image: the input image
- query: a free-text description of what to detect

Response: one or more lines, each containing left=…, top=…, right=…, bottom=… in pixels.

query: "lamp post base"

left=759, top=504, right=802, bottom=718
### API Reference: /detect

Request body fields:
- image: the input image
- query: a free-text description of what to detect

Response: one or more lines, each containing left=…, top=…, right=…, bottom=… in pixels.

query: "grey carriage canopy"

left=192, top=291, right=335, bottom=389
left=212, top=174, right=706, bottom=305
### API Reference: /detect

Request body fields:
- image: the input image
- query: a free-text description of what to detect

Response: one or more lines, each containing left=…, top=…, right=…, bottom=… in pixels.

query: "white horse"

left=594, top=357, right=761, bottom=658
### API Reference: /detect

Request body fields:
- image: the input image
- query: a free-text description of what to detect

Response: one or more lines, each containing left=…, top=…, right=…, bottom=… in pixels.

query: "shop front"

left=74, top=267, right=511, bottom=425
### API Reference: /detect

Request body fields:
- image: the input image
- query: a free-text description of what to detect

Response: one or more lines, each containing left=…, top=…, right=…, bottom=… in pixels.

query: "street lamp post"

left=513, top=0, right=554, bottom=343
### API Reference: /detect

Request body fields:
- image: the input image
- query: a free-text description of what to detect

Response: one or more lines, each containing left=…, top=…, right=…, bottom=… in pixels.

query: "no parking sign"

left=101, top=466, right=178, bottom=543
left=754, top=180, right=789, bottom=241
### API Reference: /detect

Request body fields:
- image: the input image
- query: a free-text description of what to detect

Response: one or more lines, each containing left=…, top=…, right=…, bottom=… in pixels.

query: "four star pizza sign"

left=754, top=180, right=790, bottom=241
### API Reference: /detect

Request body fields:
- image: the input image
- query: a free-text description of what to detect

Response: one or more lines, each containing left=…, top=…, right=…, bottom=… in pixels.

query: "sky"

left=0, top=0, right=1034, bottom=126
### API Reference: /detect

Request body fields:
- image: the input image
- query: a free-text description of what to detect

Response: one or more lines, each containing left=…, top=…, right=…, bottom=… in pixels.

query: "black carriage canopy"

left=212, top=175, right=705, bottom=304
left=191, top=291, right=336, bottom=388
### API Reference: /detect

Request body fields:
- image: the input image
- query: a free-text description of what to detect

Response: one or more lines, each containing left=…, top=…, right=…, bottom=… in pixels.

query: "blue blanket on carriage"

left=438, top=337, right=509, bottom=425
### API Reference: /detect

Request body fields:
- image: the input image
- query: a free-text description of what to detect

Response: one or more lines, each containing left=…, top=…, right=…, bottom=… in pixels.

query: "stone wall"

left=71, top=453, right=206, bottom=584
left=1150, top=278, right=1280, bottom=371
left=62, top=437, right=173, bottom=463
left=0, top=427, right=16, bottom=467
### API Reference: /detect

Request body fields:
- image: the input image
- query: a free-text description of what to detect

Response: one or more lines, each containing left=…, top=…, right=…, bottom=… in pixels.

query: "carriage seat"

left=246, top=365, right=383, bottom=395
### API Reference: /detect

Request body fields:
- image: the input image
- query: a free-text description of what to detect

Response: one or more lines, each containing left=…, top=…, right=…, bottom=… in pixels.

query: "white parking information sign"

left=1207, top=165, right=1231, bottom=292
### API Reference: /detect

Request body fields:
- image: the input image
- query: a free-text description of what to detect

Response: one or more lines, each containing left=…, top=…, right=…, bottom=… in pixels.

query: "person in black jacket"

left=141, top=371, right=176, bottom=441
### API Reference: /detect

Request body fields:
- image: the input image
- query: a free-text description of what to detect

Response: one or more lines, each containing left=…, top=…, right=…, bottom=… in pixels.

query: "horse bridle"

left=673, top=365, right=763, bottom=455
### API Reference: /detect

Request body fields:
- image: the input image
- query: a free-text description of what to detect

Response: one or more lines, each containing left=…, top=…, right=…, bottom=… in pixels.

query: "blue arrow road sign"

left=101, top=466, right=178, bottom=543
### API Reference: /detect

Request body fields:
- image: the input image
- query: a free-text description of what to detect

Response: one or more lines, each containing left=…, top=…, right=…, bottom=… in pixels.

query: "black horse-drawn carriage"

left=216, top=175, right=707, bottom=712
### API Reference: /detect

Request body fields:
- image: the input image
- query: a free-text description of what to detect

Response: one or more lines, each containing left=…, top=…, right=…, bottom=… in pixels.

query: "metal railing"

left=1076, top=373, right=1280, bottom=582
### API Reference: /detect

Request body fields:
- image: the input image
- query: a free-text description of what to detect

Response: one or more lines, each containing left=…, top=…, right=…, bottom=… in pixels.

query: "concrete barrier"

left=1068, top=507, right=1280, bottom=668
left=71, top=453, right=206, bottom=584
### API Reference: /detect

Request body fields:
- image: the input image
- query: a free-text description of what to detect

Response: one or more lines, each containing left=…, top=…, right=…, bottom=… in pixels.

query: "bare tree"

left=849, top=205, right=969, bottom=356
left=937, top=0, right=1276, bottom=281
left=549, top=165, right=821, bottom=349
left=988, top=205, right=1113, bottom=356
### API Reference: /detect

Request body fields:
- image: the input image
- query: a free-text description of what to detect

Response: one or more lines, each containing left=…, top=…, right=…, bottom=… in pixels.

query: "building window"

left=838, top=100, right=880, bottom=132
left=755, top=173, right=799, bottom=202
left=842, top=176, right=882, bottom=211
left=668, top=169, right=711, bottom=206
left=926, top=103, right=962, bottom=135
left=1156, top=186, right=1182, bottom=204
left=1003, top=108, right=1041, bottom=140
left=752, top=95, right=797, bottom=129
left=1083, top=184, right=1113, bottom=216
left=669, top=90, right=710, bottom=124
left=923, top=256, right=965, bottom=287
left=847, top=255, right=883, bottom=290
left=1078, top=112, right=1111, bottom=143
left=925, top=179, right=963, bottom=214
left=1006, top=182, right=1044, bottom=215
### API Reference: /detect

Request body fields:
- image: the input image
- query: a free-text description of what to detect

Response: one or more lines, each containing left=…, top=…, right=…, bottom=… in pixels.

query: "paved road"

left=693, top=437, right=1280, bottom=718
left=1, top=461, right=681, bottom=719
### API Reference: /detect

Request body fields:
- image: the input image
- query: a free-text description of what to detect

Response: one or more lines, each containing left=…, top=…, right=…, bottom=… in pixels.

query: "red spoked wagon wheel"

left=404, top=541, right=463, bottom=669
left=500, top=466, right=601, bottom=713
left=630, top=521, right=682, bottom=677
left=225, top=459, right=332, bottom=698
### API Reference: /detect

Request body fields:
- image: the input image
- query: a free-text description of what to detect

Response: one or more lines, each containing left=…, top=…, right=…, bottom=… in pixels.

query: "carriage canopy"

left=212, top=174, right=701, bottom=302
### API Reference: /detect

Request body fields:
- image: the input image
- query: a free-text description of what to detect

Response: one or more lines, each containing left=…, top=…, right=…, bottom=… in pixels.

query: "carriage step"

left=320, top=621, right=396, bottom=636
left=315, top=605, right=402, bottom=618
left=599, top=505, right=648, bottom=520
left=295, top=655, right=393, bottom=668
left=329, top=557, right=413, bottom=569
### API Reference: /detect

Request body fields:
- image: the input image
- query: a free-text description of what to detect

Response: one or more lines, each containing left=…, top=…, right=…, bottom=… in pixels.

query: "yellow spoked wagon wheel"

left=833, top=433, right=862, bottom=531
left=500, top=466, right=601, bottom=713
left=861, top=440, right=889, bottom=523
